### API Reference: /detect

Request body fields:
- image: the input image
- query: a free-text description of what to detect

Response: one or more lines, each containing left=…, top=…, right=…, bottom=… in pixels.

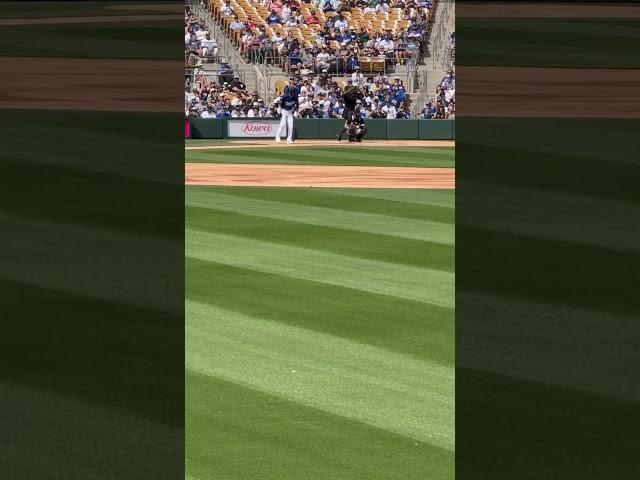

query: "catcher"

left=346, top=105, right=367, bottom=142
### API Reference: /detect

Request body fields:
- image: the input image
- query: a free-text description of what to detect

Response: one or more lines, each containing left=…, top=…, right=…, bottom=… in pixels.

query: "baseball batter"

left=275, top=79, right=298, bottom=144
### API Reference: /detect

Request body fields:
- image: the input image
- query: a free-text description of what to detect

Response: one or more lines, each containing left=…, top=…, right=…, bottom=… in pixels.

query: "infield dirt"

left=185, top=163, right=455, bottom=188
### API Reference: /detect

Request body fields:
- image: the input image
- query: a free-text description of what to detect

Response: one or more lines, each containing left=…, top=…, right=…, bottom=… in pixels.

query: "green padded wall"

left=187, top=119, right=455, bottom=140
left=189, top=119, right=223, bottom=139
left=419, top=120, right=454, bottom=139
left=317, top=119, right=346, bottom=139
left=364, top=119, right=387, bottom=139
left=293, top=119, right=320, bottom=139
left=387, top=119, right=420, bottom=139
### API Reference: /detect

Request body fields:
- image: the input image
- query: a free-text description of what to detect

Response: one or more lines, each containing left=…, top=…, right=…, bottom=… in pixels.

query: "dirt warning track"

left=185, top=164, right=455, bottom=189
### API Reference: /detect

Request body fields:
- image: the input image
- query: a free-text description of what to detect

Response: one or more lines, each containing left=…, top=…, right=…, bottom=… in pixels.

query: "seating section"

left=209, top=0, right=435, bottom=73
left=419, top=68, right=454, bottom=119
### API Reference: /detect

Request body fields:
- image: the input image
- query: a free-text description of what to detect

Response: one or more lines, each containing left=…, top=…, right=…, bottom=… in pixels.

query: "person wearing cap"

left=421, top=101, right=435, bottom=119
left=347, top=104, right=367, bottom=142
left=217, top=58, right=234, bottom=84
left=350, top=65, right=363, bottom=86
left=275, top=79, right=298, bottom=144
left=230, top=75, right=246, bottom=95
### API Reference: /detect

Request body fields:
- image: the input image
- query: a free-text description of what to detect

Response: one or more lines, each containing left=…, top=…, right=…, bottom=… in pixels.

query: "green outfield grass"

left=186, top=186, right=455, bottom=480
left=457, top=17, right=640, bottom=68
left=185, top=144, right=455, bottom=167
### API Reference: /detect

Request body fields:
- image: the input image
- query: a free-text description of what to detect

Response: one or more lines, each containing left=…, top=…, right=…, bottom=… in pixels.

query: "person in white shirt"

left=351, top=67, right=363, bottom=86
left=249, top=102, right=260, bottom=115
left=379, top=37, right=390, bottom=52
left=229, top=17, right=244, bottom=31
left=364, top=5, right=375, bottom=13
left=298, top=97, right=312, bottom=116
left=195, top=28, right=208, bottom=41
left=376, top=1, right=390, bottom=13
left=271, top=32, right=285, bottom=53
left=315, top=52, right=331, bottom=73
left=200, top=33, right=218, bottom=57
left=281, top=4, right=292, bottom=22
left=276, top=80, right=298, bottom=143
left=221, top=2, right=234, bottom=17
left=334, top=16, right=348, bottom=29
left=445, top=88, right=455, bottom=103
left=382, top=102, right=397, bottom=118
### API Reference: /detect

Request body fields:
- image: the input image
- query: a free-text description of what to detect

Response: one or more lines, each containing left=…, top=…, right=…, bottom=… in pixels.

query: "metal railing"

left=430, top=0, right=455, bottom=69
left=413, top=69, right=429, bottom=116
left=190, top=1, right=257, bottom=91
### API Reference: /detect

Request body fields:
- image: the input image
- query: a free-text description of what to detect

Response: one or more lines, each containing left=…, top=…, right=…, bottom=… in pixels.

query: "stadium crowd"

left=185, top=5, right=219, bottom=67
left=214, top=0, right=435, bottom=73
left=420, top=68, right=454, bottom=119
left=186, top=2, right=453, bottom=120
left=186, top=69, right=416, bottom=119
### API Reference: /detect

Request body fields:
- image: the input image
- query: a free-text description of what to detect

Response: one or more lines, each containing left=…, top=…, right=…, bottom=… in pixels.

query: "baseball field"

left=185, top=139, right=455, bottom=479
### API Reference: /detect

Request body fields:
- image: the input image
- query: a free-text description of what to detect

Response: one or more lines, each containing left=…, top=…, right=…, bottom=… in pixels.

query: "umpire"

left=336, top=81, right=362, bottom=141
left=342, top=80, right=360, bottom=122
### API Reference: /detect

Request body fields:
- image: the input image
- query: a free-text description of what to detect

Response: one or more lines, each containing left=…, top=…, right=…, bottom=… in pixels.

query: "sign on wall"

left=227, top=118, right=281, bottom=138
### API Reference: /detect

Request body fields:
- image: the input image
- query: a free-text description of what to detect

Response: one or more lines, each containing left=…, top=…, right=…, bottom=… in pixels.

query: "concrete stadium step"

left=192, top=2, right=257, bottom=92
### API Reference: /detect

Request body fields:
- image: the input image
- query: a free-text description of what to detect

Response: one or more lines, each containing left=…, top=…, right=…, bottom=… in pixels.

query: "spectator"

left=305, top=10, right=320, bottom=24
left=266, top=10, right=281, bottom=24
left=229, top=16, right=244, bottom=31
left=201, top=33, right=218, bottom=58
left=281, top=2, right=292, bottom=21
left=396, top=106, right=410, bottom=119
left=322, top=1, right=335, bottom=12
left=350, top=66, right=363, bottom=86
left=230, top=75, right=247, bottom=95
left=334, top=14, right=348, bottom=30
left=421, top=101, right=436, bottom=119
left=382, top=101, right=397, bottom=119
left=217, top=58, right=234, bottom=84
left=220, top=1, right=234, bottom=17
left=285, top=47, right=302, bottom=73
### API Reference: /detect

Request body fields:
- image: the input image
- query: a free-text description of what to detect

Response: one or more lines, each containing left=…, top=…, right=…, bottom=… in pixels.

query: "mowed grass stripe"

left=186, top=301, right=455, bottom=450
left=185, top=146, right=455, bottom=167
left=331, top=187, right=455, bottom=208
left=187, top=206, right=454, bottom=271
left=188, top=187, right=455, bottom=223
left=187, top=373, right=454, bottom=480
left=186, top=229, right=454, bottom=308
left=187, top=258, right=454, bottom=364
left=186, top=190, right=454, bottom=245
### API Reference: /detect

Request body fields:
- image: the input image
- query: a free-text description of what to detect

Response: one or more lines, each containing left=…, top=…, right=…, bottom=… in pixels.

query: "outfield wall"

left=188, top=118, right=455, bottom=140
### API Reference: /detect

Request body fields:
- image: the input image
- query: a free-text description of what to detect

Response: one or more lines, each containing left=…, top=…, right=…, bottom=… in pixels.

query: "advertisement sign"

left=185, top=118, right=191, bottom=138
left=228, top=118, right=281, bottom=138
